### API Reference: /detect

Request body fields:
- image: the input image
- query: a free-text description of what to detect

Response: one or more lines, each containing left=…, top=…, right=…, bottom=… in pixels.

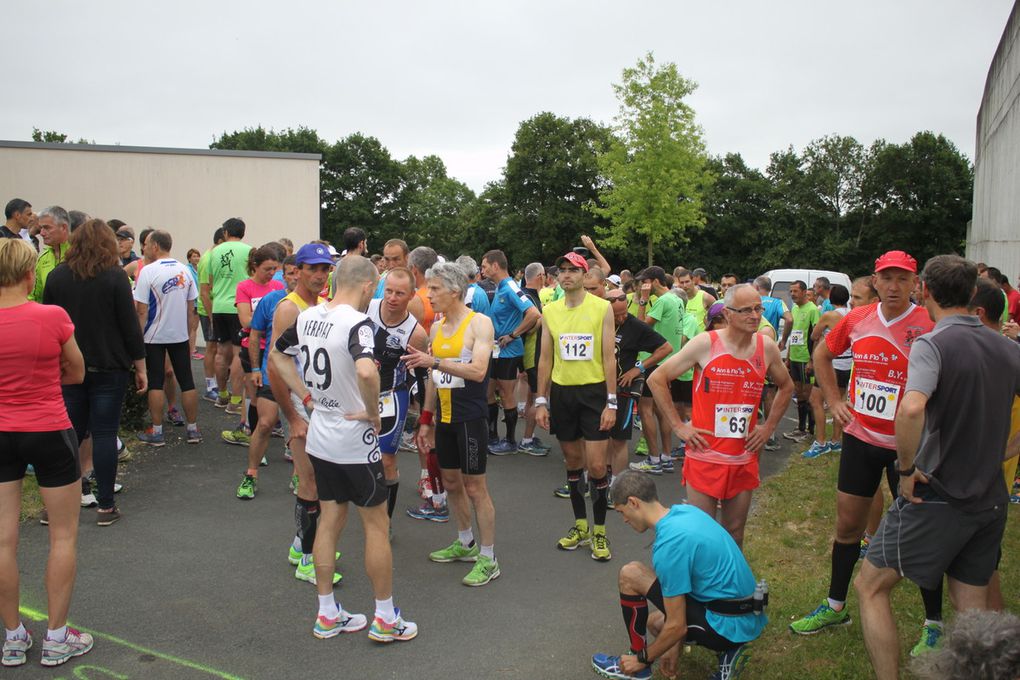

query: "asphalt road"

left=11, top=373, right=799, bottom=680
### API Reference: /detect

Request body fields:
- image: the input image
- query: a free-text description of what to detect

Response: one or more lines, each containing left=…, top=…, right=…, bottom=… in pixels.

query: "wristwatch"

left=897, top=463, right=916, bottom=477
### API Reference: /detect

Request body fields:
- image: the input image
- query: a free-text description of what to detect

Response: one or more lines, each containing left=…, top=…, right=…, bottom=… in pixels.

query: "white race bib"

left=559, top=333, right=594, bottom=361
left=714, top=404, right=755, bottom=438
left=789, top=330, right=805, bottom=346
left=432, top=368, right=465, bottom=389
left=853, top=377, right=900, bottom=421
left=491, top=344, right=500, bottom=359
left=378, top=391, right=396, bottom=418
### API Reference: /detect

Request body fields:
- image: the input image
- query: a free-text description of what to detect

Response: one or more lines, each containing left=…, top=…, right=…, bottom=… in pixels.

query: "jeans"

left=62, top=370, right=129, bottom=509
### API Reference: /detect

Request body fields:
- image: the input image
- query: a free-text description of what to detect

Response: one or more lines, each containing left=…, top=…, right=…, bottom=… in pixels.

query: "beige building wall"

left=0, top=141, right=321, bottom=258
left=969, top=3, right=1020, bottom=277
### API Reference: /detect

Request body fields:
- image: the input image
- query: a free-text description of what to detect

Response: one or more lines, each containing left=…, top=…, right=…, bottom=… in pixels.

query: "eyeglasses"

left=726, top=304, right=764, bottom=315
left=607, top=295, right=627, bottom=302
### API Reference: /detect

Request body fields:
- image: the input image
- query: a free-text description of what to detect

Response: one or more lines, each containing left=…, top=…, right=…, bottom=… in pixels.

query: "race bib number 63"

left=715, top=404, right=755, bottom=438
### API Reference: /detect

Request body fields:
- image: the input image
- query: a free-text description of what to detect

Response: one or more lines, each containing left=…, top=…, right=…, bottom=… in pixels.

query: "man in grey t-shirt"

left=853, top=255, right=1020, bottom=680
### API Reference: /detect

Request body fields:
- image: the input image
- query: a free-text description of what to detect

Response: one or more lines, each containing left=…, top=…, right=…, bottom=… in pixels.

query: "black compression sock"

left=567, top=469, right=587, bottom=522
left=797, top=400, right=808, bottom=432
left=591, top=475, right=609, bottom=526
left=386, top=480, right=399, bottom=519
left=488, top=403, right=499, bottom=440
left=828, top=540, right=861, bottom=603
left=296, top=497, right=321, bottom=555
left=248, top=403, right=259, bottom=432
left=620, top=593, right=648, bottom=654
left=920, top=583, right=943, bottom=621
left=503, top=408, right=518, bottom=444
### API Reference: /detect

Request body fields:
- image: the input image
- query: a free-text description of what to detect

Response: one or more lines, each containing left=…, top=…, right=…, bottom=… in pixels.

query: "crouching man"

left=591, top=470, right=767, bottom=680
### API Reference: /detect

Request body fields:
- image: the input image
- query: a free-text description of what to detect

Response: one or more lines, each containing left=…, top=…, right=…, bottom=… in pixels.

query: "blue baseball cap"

left=295, top=243, right=334, bottom=266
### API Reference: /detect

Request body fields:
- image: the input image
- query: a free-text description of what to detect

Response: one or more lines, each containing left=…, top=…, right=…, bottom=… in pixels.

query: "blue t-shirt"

left=373, top=274, right=387, bottom=299
left=272, top=270, right=285, bottom=285
left=486, top=277, right=534, bottom=358
left=819, top=298, right=834, bottom=314
left=652, top=505, right=766, bottom=644
left=250, top=288, right=289, bottom=380
left=760, top=296, right=787, bottom=333
left=466, top=283, right=490, bottom=316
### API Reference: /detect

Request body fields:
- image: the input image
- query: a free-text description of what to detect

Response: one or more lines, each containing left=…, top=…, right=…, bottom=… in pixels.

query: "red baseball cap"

left=555, top=252, right=589, bottom=272
left=874, top=250, right=917, bottom=273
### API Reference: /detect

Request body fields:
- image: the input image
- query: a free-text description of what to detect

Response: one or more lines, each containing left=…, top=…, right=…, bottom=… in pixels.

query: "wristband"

left=302, top=393, right=312, bottom=407
left=419, top=410, right=434, bottom=426
left=534, top=396, right=548, bottom=407
left=636, top=648, right=649, bottom=665
left=897, top=463, right=916, bottom=477
left=432, top=356, right=441, bottom=370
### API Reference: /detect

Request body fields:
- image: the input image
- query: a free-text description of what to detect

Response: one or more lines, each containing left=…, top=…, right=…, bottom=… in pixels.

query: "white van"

left=759, top=268, right=853, bottom=310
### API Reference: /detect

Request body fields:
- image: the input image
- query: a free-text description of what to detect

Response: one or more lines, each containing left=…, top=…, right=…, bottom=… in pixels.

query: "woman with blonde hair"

left=0, top=238, right=91, bottom=667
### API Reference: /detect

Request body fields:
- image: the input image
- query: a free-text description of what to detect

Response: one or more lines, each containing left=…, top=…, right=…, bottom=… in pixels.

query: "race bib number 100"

left=853, top=377, right=900, bottom=421
left=714, top=404, right=755, bottom=438
left=559, top=333, right=594, bottom=361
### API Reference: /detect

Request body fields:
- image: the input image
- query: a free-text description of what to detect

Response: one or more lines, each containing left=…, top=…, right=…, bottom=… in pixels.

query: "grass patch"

left=19, top=475, right=44, bottom=522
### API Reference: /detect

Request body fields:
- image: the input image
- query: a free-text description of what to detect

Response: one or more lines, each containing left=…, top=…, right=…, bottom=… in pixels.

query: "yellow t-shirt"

left=542, top=294, right=610, bottom=386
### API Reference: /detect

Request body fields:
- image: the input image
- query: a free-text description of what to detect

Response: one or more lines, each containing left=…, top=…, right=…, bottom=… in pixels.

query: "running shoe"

left=554, top=482, right=571, bottom=498
left=398, top=432, right=417, bottom=453
left=557, top=524, right=591, bottom=551
left=910, top=622, right=944, bottom=657
left=711, top=644, right=749, bottom=680
left=136, top=428, right=165, bottom=447
left=1, top=631, right=31, bottom=667
left=1010, top=494, right=1020, bottom=505
left=517, top=440, right=549, bottom=456
left=530, top=436, right=552, bottom=451
left=488, top=439, right=517, bottom=456
left=590, top=530, right=611, bottom=561
left=827, top=440, right=842, bottom=453
left=417, top=476, right=433, bottom=500
left=802, top=441, right=830, bottom=459
left=764, top=435, right=780, bottom=452
left=634, top=414, right=643, bottom=430
left=628, top=460, right=662, bottom=475
left=117, top=439, right=133, bottom=462
left=288, top=545, right=302, bottom=565
left=283, top=446, right=293, bottom=462
left=96, top=507, right=121, bottom=526
left=634, top=437, right=649, bottom=455
left=659, top=459, right=675, bottom=474
left=260, top=455, right=268, bottom=467
left=429, top=540, right=479, bottom=563
left=406, top=501, right=450, bottom=522
left=203, top=388, right=219, bottom=403
left=215, top=395, right=230, bottom=409
left=789, top=600, right=851, bottom=634
left=462, top=555, right=500, bottom=586
left=40, top=628, right=93, bottom=667
left=590, top=653, right=651, bottom=680
left=294, top=559, right=342, bottom=585
left=38, top=509, right=48, bottom=525
left=166, top=407, right=185, bottom=426
left=367, top=608, right=418, bottom=643
left=669, top=443, right=685, bottom=460
left=81, top=490, right=97, bottom=508
left=221, top=428, right=251, bottom=446
left=312, top=610, right=367, bottom=639
left=187, top=428, right=203, bottom=444
left=191, top=351, right=204, bottom=360
left=236, top=474, right=257, bottom=500
left=224, top=401, right=244, bottom=416
left=783, top=429, right=811, bottom=443
left=859, top=536, right=870, bottom=560
left=290, top=474, right=299, bottom=496
left=271, top=423, right=285, bottom=438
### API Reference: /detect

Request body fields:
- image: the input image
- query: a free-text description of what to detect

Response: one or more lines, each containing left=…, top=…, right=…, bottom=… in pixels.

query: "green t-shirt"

left=640, top=293, right=683, bottom=365
left=208, top=241, right=252, bottom=314
left=678, top=313, right=700, bottom=382
left=196, top=249, right=214, bottom=316
left=789, top=301, right=820, bottom=363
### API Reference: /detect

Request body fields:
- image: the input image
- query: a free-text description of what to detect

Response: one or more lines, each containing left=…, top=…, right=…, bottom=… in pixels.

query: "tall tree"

left=394, top=154, right=475, bottom=255
left=319, top=133, right=403, bottom=246
left=590, top=52, right=714, bottom=266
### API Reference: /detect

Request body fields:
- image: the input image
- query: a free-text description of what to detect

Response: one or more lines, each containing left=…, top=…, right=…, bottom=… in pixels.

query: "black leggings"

left=647, top=580, right=742, bottom=652
left=145, top=341, right=195, bottom=392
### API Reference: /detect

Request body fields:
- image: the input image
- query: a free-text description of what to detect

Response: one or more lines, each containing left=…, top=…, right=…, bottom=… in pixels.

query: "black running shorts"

left=211, top=313, right=242, bottom=346
left=646, top=580, right=745, bottom=652
left=0, top=429, right=80, bottom=487
left=837, top=433, right=897, bottom=498
left=309, top=456, right=388, bottom=507
left=145, top=341, right=195, bottom=392
left=490, top=356, right=523, bottom=381
left=550, top=382, right=609, bottom=442
left=435, top=417, right=489, bottom=475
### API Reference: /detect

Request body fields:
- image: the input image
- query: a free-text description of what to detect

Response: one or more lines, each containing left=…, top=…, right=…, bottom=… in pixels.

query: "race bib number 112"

left=559, top=333, right=594, bottom=361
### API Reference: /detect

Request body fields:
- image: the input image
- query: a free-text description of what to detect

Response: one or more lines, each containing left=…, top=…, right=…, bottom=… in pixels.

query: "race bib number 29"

left=559, top=333, right=594, bottom=361
left=714, top=404, right=755, bottom=438
left=854, top=378, right=900, bottom=421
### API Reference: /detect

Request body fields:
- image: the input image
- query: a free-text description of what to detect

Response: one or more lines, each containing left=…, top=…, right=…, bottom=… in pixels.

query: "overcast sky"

left=3, top=0, right=1013, bottom=191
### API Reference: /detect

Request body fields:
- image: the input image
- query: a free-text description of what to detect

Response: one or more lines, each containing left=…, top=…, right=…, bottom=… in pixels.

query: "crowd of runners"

left=1, top=197, right=1018, bottom=679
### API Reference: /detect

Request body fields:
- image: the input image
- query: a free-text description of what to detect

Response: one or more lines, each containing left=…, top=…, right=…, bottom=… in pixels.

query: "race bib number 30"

left=789, top=330, right=805, bottom=346
left=378, top=391, right=396, bottom=418
left=432, top=368, right=465, bottom=389
left=559, top=333, right=594, bottom=361
left=715, top=404, right=755, bottom=438
left=854, top=378, right=900, bottom=421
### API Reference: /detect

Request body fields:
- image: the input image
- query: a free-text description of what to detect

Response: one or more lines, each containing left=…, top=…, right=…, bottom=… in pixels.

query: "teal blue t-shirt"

left=652, top=505, right=767, bottom=643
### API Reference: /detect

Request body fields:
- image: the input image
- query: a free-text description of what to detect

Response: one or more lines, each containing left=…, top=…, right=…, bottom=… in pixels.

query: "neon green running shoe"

left=909, top=622, right=943, bottom=657
left=789, top=600, right=851, bottom=634
left=462, top=555, right=500, bottom=586
left=221, top=428, right=251, bottom=446
left=428, top=540, right=479, bottom=563
left=295, top=559, right=342, bottom=585
left=288, top=546, right=302, bottom=565
left=635, top=437, right=649, bottom=455
left=236, top=474, right=257, bottom=500
left=557, top=523, right=591, bottom=551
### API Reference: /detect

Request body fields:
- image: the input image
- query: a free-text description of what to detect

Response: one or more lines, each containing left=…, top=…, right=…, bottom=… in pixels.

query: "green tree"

left=210, top=125, right=327, bottom=155
left=394, top=154, right=476, bottom=255
left=319, top=133, right=403, bottom=246
left=802, top=134, right=865, bottom=240
left=591, top=52, right=714, bottom=267
left=31, top=127, right=93, bottom=144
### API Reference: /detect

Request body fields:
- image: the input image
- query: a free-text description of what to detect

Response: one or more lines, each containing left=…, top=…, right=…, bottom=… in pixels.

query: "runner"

left=719, top=273, right=739, bottom=297
left=813, top=277, right=835, bottom=313
left=132, top=230, right=201, bottom=448
left=365, top=267, right=429, bottom=521
left=779, top=280, right=819, bottom=443
left=591, top=471, right=766, bottom=680
left=202, top=218, right=251, bottom=413
left=803, top=283, right=851, bottom=458
left=606, top=290, right=671, bottom=486
left=403, top=261, right=501, bottom=586
left=855, top=255, right=1020, bottom=680
left=790, top=251, right=939, bottom=655
left=517, top=262, right=552, bottom=456
left=647, top=283, right=793, bottom=547
left=455, top=255, right=491, bottom=315
left=481, top=250, right=540, bottom=455
left=198, top=228, right=226, bottom=402
left=674, top=267, right=715, bottom=333
left=373, top=238, right=409, bottom=299
left=536, top=252, right=617, bottom=561
left=270, top=255, right=417, bottom=642
left=28, top=206, right=71, bottom=302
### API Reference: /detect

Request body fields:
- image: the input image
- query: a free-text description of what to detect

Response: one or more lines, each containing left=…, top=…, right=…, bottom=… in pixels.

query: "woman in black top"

left=44, top=220, right=146, bottom=525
